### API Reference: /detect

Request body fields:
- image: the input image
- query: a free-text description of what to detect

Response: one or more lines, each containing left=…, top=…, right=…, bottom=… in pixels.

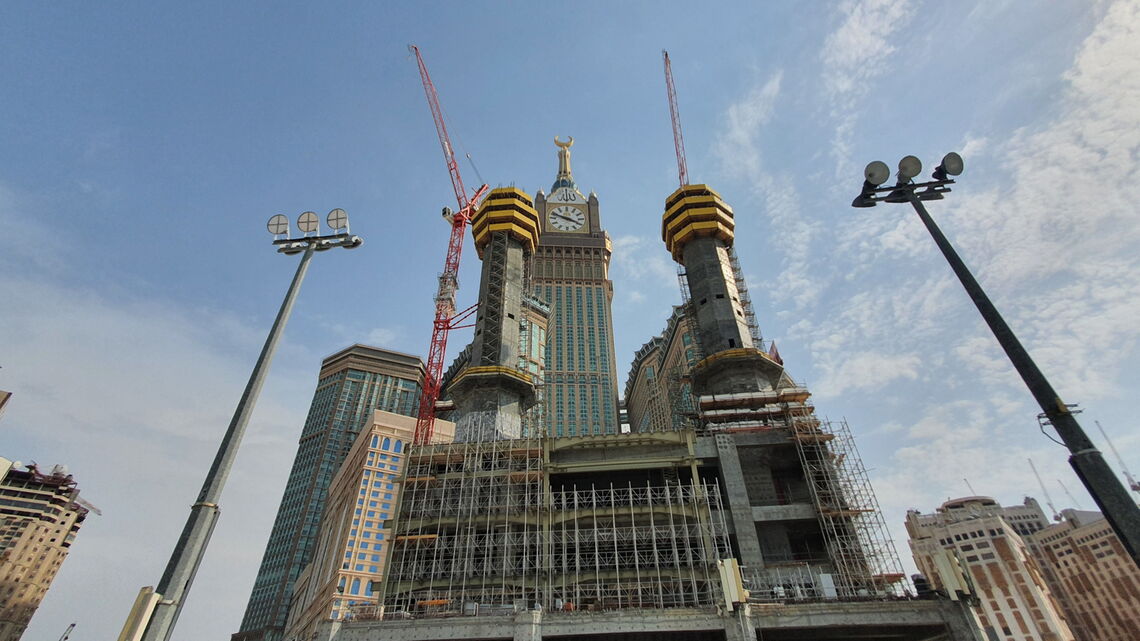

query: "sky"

left=2, top=1, right=1138, bottom=639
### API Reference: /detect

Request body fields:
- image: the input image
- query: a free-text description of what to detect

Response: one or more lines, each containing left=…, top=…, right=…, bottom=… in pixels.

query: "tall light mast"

left=409, top=44, right=488, bottom=445
left=663, top=50, right=689, bottom=187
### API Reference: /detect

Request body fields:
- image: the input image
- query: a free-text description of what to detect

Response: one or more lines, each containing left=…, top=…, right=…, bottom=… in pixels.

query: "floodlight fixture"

left=327, top=208, right=348, bottom=231
left=864, top=161, right=890, bottom=186
left=297, top=211, right=319, bottom=234
left=933, top=152, right=964, bottom=180
left=267, top=214, right=290, bottom=236
left=897, top=155, right=922, bottom=181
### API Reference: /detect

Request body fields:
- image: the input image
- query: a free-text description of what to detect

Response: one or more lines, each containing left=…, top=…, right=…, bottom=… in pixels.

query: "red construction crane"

left=663, top=50, right=689, bottom=187
left=409, top=44, right=488, bottom=445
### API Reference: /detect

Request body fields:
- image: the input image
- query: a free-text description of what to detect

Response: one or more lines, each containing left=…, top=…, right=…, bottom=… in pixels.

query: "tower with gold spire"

left=533, top=137, right=620, bottom=436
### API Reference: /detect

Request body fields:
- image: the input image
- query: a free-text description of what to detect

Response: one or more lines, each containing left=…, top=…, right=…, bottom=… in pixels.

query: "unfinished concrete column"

left=449, top=187, right=542, bottom=442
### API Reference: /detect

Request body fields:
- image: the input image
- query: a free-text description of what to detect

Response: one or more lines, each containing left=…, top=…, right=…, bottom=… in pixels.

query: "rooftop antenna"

left=1057, top=479, right=1084, bottom=511
left=1028, top=459, right=1061, bottom=521
left=963, top=478, right=977, bottom=495
left=1096, top=420, right=1140, bottom=494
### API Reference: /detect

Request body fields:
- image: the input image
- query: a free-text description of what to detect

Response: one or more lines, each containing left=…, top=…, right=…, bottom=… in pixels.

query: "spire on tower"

left=552, top=136, right=577, bottom=191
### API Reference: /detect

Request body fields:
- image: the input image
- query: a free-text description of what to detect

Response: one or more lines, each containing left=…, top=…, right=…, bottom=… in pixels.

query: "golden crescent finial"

left=554, top=136, right=574, bottom=149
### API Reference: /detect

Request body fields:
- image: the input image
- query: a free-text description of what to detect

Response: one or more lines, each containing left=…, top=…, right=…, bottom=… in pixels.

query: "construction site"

left=291, top=49, right=981, bottom=641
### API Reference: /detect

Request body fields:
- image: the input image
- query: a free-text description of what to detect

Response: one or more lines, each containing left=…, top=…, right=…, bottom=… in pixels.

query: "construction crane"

left=409, top=44, right=489, bottom=445
left=1028, top=458, right=1061, bottom=521
left=663, top=50, right=689, bottom=188
left=662, top=49, right=763, bottom=347
left=76, top=496, right=102, bottom=516
left=1096, top=420, right=1140, bottom=494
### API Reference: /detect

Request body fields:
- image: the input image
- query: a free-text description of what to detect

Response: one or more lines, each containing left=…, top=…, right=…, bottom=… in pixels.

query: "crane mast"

left=409, top=44, right=488, bottom=445
left=1096, top=420, right=1140, bottom=493
left=663, top=50, right=689, bottom=187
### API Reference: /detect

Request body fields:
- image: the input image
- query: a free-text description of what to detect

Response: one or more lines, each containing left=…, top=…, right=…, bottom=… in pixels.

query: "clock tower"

left=533, top=137, right=620, bottom=436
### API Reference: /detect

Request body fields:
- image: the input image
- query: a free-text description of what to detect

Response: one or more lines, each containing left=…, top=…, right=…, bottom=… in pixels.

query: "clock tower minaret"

left=533, top=137, right=620, bottom=436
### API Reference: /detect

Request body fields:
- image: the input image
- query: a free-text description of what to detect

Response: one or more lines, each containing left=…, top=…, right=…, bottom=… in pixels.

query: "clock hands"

left=553, top=213, right=578, bottom=224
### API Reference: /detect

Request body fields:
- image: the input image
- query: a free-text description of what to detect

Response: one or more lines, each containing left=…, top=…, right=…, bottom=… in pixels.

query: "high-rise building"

left=0, top=458, right=89, bottom=641
left=282, top=410, right=456, bottom=641
left=625, top=305, right=698, bottom=433
left=1027, top=508, right=1140, bottom=641
left=234, top=345, right=425, bottom=641
left=448, top=186, right=543, bottom=442
left=533, top=138, right=620, bottom=436
left=906, top=496, right=1076, bottom=641
left=305, top=171, right=977, bottom=640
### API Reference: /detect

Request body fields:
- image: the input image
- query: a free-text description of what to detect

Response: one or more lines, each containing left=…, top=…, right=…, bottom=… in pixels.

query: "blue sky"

left=3, top=2, right=1138, bottom=639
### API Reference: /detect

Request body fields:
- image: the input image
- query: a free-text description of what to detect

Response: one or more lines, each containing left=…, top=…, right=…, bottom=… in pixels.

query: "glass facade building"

left=533, top=139, right=620, bottom=436
left=233, top=345, right=424, bottom=641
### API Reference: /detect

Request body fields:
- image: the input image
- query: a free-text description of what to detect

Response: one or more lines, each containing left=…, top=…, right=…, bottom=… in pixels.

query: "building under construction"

left=296, top=158, right=979, bottom=640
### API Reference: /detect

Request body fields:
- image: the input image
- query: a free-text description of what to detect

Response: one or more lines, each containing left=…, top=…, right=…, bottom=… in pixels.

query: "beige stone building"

left=1027, top=509, right=1140, bottom=641
left=0, top=458, right=88, bottom=641
left=282, top=411, right=455, bottom=641
left=624, top=306, right=697, bottom=433
left=906, top=496, right=1075, bottom=641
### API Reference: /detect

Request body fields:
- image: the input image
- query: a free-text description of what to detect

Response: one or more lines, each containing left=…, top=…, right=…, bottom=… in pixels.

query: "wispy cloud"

left=807, top=0, right=1140, bottom=523
left=819, top=0, right=913, bottom=178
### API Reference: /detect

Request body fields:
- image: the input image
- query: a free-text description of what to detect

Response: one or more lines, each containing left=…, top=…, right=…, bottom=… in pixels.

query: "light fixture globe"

left=267, top=214, right=289, bottom=236
left=326, top=208, right=348, bottom=231
left=864, top=161, right=890, bottom=186
left=940, top=152, right=964, bottom=176
left=898, top=155, right=922, bottom=181
left=297, top=211, right=319, bottom=233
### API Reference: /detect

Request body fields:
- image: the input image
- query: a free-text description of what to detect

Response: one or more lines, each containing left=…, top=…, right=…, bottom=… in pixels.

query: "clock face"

left=548, top=205, right=585, bottom=231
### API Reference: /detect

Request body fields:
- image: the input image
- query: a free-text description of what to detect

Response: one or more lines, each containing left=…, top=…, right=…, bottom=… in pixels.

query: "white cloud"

left=813, top=351, right=921, bottom=398
left=819, top=0, right=912, bottom=177
left=611, top=234, right=679, bottom=285
left=365, top=326, right=400, bottom=346
left=714, top=71, right=783, bottom=182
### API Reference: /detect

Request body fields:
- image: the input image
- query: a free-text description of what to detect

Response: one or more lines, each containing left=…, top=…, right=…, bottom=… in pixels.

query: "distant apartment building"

left=235, top=345, right=425, bottom=641
left=1027, top=509, right=1140, bottom=641
left=282, top=410, right=456, bottom=641
left=0, top=458, right=88, bottom=641
left=906, top=496, right=1075, bottom=641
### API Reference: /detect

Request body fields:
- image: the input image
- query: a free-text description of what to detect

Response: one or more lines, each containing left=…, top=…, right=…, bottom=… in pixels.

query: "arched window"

left=371, top=435, right=379, bottom=449
left=394, top=440, right=403, bottom=453
left=350, top=578, right=361, bottom=595
left=381, top=437, right=391, bottom=451
left=364, top=581, right=373, bottom=596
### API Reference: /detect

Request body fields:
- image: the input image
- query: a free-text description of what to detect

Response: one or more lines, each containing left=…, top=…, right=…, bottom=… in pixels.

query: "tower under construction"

left=294, top=159, right=979, bottom=640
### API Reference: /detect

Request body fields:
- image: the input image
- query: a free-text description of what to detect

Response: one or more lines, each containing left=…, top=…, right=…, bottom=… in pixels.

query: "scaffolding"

left=792, top=417, right=908, bottom=599
left=379, top=436, right=732, bottom=618
left=726, top=246, right=761, bottom=346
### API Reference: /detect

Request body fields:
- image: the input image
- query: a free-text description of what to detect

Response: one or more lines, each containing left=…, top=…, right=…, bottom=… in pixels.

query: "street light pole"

left=853, top=155, right=1140, bottom=567
left=127, top=211, right=362, bottom=641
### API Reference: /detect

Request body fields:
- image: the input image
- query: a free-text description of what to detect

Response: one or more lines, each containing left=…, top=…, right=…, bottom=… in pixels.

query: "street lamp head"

left=267, top=214, right=290, bottom=237
left=326, top=208, right=349, bottom=232
left=297, top=211, right=319, bottom=234
left=345, top=235, right=363, bottom=249
left=897, top=155, right=922, bottom=182
left=932, top=152, right=964, bottom=180
left=864, top=161, right=890, bottom=186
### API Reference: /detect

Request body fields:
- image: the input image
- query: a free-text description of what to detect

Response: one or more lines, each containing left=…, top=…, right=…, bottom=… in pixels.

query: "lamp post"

left=128, top=211, right=362, bottom=641
left=852, top=155, right=1140, bottom=567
